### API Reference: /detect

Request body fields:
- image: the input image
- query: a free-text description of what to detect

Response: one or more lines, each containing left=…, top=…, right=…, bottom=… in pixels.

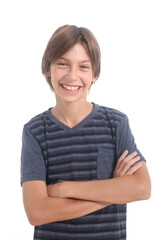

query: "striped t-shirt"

left=21, top=103, right=145, bottom=240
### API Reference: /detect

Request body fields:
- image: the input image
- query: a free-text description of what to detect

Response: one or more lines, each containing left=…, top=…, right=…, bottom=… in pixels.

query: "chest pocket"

left=97, top=148, right=115, bottom=180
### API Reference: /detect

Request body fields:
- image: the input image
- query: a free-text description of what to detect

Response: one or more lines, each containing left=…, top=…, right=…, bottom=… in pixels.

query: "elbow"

left=25, top=198, right=57, bottom=226
left=29, top=218, right=40, bottom=227
left=25, top=203, right=47, bottom=226
left=26, top=209, right=41, bottom=226
left=27, top=211, right=49, bottom=226
left=28, top=218, right=37, bottom=226
left=24, top=196, right=48, bottom=226
left=138, top=180, right=151, bottom=201
left=27, top=208, right=53, bottom=226
left=142, top=186, right=151, bottom=200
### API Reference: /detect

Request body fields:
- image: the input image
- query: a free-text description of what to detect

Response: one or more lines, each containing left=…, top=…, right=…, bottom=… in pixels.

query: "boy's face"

left=46, top=43, right=95, bottom=104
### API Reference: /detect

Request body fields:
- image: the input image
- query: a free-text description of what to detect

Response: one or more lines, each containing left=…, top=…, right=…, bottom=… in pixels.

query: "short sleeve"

left=116, top=114, right=146, bottom=162
left=20, top=125, right=46, bottom=185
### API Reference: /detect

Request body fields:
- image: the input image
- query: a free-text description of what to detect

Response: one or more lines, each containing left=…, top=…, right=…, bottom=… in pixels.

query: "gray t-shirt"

left=21, top=103, right=145, bottom=240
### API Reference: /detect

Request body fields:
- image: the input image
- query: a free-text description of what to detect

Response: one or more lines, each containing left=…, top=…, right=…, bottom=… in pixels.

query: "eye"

left=56, top=62, right=69, bottom=69
left=80, top=65, right=90, bottom=69
left=57, top=62, right=67, bottom=66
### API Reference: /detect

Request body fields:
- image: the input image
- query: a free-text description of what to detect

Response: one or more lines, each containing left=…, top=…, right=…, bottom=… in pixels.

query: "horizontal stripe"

left=34, top=235, right=126, bottom=240
left=48, top=155, right=97, bottom=166
left=48, top=164, right=96, bottom=175
left=37, top=224, right=126, bottom=234
left=49, top=158, right=96, bottom=168
left=34, top=229, right=126, bottom=239
left=46, top=137, right=114, bottom=149
left=48, top=173, right=97, bottom=182
left=47, top=146, right=115, bottom=158
left=39, top=220, right=126, bottom=230
left=47, top=143, right=114, bottom=154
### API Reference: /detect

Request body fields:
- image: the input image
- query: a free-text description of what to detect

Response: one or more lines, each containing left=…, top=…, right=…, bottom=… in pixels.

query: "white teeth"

left=62, top=84, right=79, bottom=91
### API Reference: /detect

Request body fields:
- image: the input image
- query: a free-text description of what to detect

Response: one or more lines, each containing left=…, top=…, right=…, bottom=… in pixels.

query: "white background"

left=0, top=0, right=159, bottom=239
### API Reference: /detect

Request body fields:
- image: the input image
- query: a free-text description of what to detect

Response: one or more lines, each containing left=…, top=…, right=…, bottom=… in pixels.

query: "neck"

left=52, top=99, right=93, bottom=128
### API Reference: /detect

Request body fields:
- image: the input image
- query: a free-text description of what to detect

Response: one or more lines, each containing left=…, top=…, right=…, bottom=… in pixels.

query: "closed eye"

left=80, top=65, right=90, bottom=69
left=57, top=62, right=67, bottom=66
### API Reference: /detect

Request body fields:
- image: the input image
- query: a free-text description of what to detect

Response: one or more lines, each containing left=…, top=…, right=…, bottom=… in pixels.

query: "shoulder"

left=97, top=104, right=128, bottom=124
left=23, top=110, right=50, bottom=136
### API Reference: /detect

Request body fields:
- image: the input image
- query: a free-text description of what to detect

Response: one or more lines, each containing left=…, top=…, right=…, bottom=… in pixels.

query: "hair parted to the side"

left=41, top=25, right=101, bottom=91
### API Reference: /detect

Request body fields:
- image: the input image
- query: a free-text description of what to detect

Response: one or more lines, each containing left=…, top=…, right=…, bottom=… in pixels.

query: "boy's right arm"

left=22, top=180, right=109, bottom=226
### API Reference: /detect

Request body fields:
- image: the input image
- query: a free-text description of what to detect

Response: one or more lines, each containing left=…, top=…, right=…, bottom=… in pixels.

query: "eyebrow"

left=59, top=57, right=91, bottom=63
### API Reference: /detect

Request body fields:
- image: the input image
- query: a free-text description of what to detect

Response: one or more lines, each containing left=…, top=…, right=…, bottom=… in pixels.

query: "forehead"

left=60, top=43, right=91, bottom=62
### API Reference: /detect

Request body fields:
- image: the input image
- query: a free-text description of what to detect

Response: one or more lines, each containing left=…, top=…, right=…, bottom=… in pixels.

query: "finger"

left=126, top=162, right=142, bottom=175
left=120, top=156, right=141, bottom=175
left=118, top=150, right=129, bottom=162
left=116, top=150, right=129, bottom=169
left=118, top=151, right=138, bottom=170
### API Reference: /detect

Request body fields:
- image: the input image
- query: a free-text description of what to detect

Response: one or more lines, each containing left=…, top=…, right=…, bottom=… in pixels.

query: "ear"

left=91, top=77, right=96, bottom=84
left=45, top=71, right=51, bottom=78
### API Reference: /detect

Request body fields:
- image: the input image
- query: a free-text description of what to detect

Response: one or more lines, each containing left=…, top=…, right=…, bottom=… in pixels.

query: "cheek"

left=82, top=73, right=93, bottom=85
left=51, top=71, right=64, bottom=84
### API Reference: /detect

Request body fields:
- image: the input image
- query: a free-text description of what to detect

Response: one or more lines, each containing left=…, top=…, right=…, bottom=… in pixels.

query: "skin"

left=22, top=43, right=151, bottom=226
left=47, top=151, right=151, bottom=205
left=47, top=159, right=150, bottom=205
left=46, top=42, right=96, bottom=128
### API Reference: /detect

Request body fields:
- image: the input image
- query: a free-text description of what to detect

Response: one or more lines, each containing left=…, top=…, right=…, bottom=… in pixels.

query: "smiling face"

left=47, top=43, right=95, bottom=104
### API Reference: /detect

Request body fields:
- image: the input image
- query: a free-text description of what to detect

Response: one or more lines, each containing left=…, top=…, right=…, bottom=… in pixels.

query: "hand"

left=114, top=150, right=142, bottom=178
left=47, top=181, right=70, bottom=198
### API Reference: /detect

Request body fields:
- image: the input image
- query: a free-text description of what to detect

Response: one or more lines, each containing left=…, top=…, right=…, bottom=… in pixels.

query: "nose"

left=66, top=67, right=79, bottom=82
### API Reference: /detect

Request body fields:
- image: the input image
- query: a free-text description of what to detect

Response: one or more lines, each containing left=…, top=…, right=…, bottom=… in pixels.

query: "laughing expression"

left=47, top=43, right=95, bottom=103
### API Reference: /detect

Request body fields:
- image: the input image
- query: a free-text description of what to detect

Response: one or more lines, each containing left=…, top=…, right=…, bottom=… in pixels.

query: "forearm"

left=29, top=196, right=110, bottom=226
left=67, top=174, right=149, bottom=204
left=47, top=160, right=150, bottom=206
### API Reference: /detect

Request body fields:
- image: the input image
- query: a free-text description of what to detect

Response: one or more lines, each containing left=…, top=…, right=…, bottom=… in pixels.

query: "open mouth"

left=60, top=83, right=82, bottom=92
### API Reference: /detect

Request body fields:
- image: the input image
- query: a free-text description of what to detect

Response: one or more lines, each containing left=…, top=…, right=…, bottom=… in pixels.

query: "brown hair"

left=42, top=25, right=101, bottom=91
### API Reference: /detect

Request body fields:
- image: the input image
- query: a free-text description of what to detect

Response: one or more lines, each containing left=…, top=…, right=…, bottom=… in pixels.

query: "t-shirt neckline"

left=46, top=102, right=99, bottom=132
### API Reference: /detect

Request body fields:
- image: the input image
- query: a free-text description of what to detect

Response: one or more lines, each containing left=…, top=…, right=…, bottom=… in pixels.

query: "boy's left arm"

left=65, top=161, right=151, bottom=204
left=48, top=151, right=151, bottom=204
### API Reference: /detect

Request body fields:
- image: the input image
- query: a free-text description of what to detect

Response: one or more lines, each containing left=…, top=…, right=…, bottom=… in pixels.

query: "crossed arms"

left=22, top=150, right=151, bottom=226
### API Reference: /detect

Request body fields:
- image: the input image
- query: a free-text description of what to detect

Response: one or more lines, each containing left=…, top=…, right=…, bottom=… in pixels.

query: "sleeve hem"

left=21, top=176, right=46, bottom=186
